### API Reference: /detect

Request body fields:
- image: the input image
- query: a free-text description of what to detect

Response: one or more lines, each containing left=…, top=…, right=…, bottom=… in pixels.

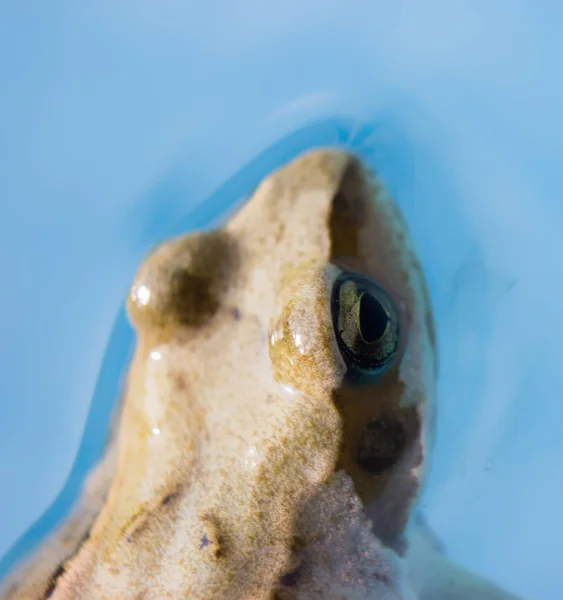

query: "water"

left=1, top=3, right=563, bottom=599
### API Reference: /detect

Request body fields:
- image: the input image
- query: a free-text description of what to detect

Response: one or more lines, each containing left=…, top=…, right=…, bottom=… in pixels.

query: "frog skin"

left=0, top=149, right=523, bottom=599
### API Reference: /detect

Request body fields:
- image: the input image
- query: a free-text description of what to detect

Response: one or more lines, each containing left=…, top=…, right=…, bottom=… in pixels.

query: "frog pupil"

left=359, top=292, right=389, bottom=344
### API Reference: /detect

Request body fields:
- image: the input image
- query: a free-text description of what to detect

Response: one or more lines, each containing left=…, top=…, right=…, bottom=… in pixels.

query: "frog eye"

left=331, top=273, right=400, bottom=374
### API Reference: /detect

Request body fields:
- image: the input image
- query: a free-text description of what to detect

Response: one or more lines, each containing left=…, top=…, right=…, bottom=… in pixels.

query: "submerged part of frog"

left=1, top=149, right=522, bottom=599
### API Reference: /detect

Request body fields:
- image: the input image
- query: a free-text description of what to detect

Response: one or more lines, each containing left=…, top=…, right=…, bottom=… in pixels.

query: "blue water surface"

left=1, top=3, right=563, bottom=599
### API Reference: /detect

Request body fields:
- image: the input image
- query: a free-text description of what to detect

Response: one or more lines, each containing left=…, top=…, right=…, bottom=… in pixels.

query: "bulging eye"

left=331, top=272, right=400, bottom=374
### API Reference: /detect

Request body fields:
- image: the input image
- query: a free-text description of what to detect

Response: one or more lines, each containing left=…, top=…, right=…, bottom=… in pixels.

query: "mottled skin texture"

left=0, top=150, right=523, bottom=599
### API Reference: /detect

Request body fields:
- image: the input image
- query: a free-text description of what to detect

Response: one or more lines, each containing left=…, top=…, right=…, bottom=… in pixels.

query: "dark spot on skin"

left=174, top=373, right=187, bottom=391
left=130, top=231, right=240, bottom=331
left=121, top=488, right=182, bottom=543
left=165, top=232, right=240, bottom=327
left=122, top=511, right=151, bottom=543
left=41, top=526, right=95, bottom=598
left=168, top=270, right=220, bottom=324
left=162, top=491, right=179, bottom=505
left=43, top=563, right=65, bottom=598
left=81, top=529, right=91, bottom=543
left=199, top=514, right=225, bottom=559
left=232, top=306, right=241, bottom=320
left=356, top=418, right=406, bottom=474
left=40, top=529, right=95, bottom=600
left=214, top=540, right=224, bottom=558
left=278, top=562, right=303, bottom=587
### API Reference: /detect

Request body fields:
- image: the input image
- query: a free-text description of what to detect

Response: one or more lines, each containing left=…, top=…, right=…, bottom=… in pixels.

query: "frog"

left=0, top=148, right=523, bottom=599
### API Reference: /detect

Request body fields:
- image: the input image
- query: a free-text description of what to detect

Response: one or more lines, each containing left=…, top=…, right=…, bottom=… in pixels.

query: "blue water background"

left=1, top=3, right=563, bottom=599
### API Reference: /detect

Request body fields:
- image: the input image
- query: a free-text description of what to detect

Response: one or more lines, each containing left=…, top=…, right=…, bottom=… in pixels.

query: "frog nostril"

left=355, top=418, right=405, bottom=474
